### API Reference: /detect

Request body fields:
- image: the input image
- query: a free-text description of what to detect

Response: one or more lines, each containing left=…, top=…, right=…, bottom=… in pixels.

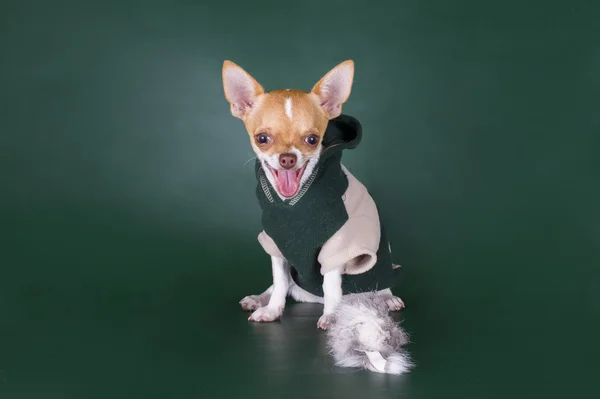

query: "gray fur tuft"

left=326, top=292, right=413, bottom=375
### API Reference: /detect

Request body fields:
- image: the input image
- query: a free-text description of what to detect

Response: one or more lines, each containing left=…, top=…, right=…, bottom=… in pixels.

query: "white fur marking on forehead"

left=285, top=98, right=293, bottom=120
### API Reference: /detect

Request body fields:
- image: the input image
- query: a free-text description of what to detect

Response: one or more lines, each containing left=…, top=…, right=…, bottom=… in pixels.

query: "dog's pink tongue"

left=276, top=170, right=299, bottom=197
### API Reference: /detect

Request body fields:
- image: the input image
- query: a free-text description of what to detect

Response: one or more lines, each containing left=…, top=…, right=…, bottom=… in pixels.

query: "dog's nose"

left=279, top=153, right=297, bottom=169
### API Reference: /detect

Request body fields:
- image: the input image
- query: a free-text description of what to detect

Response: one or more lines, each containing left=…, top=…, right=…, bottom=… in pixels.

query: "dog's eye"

left=305, top=134, right=319, bottom=146
left=256, top=133, right=271, bottom=146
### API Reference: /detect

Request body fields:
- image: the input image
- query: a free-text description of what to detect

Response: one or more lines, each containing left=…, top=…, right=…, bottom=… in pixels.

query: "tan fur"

left=244, top=90, right=328, bottom=156
left=222, top=60, right=354, bottom=157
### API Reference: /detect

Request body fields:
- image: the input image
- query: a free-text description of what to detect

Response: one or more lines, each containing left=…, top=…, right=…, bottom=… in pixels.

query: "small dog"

left=222, top=60, right=411, bottom=373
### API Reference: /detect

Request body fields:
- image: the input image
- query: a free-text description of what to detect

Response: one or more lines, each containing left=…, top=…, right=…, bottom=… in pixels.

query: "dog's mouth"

left=266, top=162, right=308, bottom=198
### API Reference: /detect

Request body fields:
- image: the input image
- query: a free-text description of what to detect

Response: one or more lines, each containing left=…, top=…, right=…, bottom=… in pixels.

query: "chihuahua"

left=222, top=60, right=404, bottom=330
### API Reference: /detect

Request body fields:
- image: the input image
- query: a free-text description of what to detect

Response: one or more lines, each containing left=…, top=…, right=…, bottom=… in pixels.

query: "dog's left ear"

left=311, top=60, right=354, bottom=119
left=222, top=60, right=265, bottom=119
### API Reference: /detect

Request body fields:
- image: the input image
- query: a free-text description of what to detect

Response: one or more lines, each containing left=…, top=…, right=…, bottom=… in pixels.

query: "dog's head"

left=222, top=60, right=354, bottom=198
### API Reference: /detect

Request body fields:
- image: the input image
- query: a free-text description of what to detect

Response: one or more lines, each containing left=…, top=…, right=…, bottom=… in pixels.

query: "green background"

left=1, top=0, right=598, bottom=398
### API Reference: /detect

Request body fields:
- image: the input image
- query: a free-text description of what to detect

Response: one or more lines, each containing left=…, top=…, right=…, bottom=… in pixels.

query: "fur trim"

left=326, top=292, right=413, bottom=374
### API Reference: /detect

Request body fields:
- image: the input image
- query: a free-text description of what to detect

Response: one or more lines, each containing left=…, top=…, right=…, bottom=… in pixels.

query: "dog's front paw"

left=317, top=314, right=330, bottom=330
left=240, top=295, right=268, bottom=311
left=248, top=306, right=282, bottom=322
left=386, top=296, right=405, bottom=311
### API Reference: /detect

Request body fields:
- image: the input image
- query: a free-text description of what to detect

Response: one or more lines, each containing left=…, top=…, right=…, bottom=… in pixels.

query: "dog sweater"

left=255, top=115, right=401, bottom=297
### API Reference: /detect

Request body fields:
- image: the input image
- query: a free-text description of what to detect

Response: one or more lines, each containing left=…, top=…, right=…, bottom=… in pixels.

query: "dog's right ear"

left=222, top=61, right=265, bottom=119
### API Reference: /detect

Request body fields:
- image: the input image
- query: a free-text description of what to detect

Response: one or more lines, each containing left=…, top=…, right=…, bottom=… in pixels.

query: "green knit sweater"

left=255, top=115, right=401, bottom=296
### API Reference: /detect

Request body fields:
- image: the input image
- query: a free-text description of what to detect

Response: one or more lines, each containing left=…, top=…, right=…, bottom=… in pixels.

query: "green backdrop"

left=1, top=0, right=598, bottom=398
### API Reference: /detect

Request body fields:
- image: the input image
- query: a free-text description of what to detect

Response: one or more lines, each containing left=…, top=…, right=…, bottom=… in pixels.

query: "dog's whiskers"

left=243, top=157, right=258, bottom=168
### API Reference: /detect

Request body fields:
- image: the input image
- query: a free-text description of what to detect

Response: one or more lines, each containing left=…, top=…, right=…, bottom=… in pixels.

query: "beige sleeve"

left=257, top=231, right=284, bottom=258
left=318, top=165, right=381, bottom=275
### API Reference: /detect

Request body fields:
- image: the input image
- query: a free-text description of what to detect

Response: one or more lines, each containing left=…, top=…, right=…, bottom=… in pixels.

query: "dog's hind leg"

left=378, top=288, right=405, bottom=311
left=240, top=285, right=273, bottom=311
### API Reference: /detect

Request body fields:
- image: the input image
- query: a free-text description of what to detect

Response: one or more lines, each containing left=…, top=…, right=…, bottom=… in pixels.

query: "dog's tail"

left=325, top=292, right=413, bottom=375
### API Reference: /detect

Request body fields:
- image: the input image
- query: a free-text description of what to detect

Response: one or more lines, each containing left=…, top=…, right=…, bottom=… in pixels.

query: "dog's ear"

left=222, top=61, right=265, bottom=119
left=311, top=60, right=354, bottom=119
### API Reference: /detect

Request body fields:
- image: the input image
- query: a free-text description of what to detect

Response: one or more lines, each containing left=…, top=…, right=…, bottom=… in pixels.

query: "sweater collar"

left=256, top=114, right=362, bottom=205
